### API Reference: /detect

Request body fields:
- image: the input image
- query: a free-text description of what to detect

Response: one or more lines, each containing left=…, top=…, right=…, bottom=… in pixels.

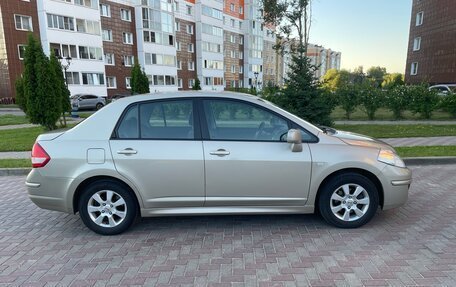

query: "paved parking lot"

left=1, top=165, right=455, bottom=287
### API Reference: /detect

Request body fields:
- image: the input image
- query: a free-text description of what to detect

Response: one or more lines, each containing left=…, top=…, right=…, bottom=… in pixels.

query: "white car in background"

left=429, top=84, right=456, bottom=96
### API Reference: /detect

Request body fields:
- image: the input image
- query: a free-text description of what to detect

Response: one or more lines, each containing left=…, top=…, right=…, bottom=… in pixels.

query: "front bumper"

left=26, top=169, right=74, bottom=213
left=380, top=165, right=412, bottom=210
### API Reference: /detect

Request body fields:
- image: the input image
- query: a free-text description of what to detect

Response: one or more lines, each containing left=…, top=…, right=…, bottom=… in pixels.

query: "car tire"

left=318, top=173, right=379, bottom=228
left=78, top=180, right=137, bottom=235
left=95, top=103, right=104, bottom=110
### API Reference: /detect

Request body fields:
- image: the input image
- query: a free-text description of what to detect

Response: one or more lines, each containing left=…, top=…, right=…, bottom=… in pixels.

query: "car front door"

left=201, top=98, right=313, bottom=207
left=110, top=99, right=205, bottom=209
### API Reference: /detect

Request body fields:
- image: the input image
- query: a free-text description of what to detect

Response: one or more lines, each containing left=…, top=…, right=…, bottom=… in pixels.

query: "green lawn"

left=334, top=124, right=456, bottom=138
left=0, top=115, right=29, bottom=126
left=331, top=107, right=455, bottom=121
left=0, top=124, right=76, bottom=152
left=0, top=104, right=19, bottom=109
left=0, top=159, right=31, bottom=168
left=396, top=146, right=456, bottom=158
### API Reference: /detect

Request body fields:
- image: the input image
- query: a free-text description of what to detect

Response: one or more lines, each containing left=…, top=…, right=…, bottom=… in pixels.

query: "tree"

left=385, top=85, right=411, bottom=120
left=382, top=73, right=404, bottom=89
left=322, top=69, right=351, bottom=92
left=192, top=78, right=202, bottom=90
left=26, top=43, right=61, bottom=130
left=15, top=76, right=26, bottom=113
left=131, top=60, right=150, bottom=94
left=336, top=84, right=359, bottom=120
left=366, top=66, right=387, bottom=88
left=49, top=51, right=71, bottom=127
left=408, top=84, right=440, bottom=119
left=21, top=34, right=40, bottom=114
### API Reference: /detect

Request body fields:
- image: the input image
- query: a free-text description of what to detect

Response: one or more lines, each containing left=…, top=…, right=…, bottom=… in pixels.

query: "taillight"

left=31, top=143, right=50, bottom=168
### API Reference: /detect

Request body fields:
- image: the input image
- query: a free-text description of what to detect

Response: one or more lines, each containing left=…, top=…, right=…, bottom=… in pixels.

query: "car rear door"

left=200, top=98, right=313, bottom=207
left=110, top=99, right=205, bottom=209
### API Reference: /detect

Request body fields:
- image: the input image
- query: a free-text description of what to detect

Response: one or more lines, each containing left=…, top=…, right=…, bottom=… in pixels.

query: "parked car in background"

left=429, top=84, right=456, bottom=96
left=110, top=94, right=131, bottom=103
left=26, top=92, right=411, bottom=235
left=71, top=94, right=106, bottom=110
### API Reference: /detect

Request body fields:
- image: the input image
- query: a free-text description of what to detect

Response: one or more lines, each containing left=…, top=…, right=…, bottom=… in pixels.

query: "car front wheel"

left=318, top=173, right=379, bottom=228
left=78, top=180, right=137, bottom=235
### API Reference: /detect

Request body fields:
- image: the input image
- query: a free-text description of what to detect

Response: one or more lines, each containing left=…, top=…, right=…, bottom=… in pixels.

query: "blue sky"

left=309, top=0, right=412, bottom=74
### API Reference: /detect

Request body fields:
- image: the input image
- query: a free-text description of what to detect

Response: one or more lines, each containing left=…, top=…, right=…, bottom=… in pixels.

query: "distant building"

left=405, top=0, right=456, bottom=84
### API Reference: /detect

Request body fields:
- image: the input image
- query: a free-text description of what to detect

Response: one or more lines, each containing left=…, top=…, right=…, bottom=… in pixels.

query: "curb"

left=0, top=168, right=31, bottom=176
left=2, top=157, right=456, bottom=176
left=403, top=156, right=456, bottom=166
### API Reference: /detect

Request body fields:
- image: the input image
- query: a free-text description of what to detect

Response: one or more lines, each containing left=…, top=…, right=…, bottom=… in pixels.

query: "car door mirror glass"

left=287, top=129, right=303, bottom=152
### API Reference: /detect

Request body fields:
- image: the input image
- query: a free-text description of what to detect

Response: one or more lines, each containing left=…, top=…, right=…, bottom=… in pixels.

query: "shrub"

left=358, top=83, right=384, bottom=120
left=336, top=84, right=359, bottom=120
left=384, top=85, right=411, bottom=120
left=192, top=78, right=202, bottom=90
left=440, top=93, right=456, bottom=118
left=408, top=85, right=440, bottom=119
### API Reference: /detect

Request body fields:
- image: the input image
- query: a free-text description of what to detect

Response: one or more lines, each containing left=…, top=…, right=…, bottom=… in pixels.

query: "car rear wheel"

left=95, top=103, right=104, bottom=110
left=79, top=180, right=137, bottom=235
left=318, top=173, right=379, bottom=228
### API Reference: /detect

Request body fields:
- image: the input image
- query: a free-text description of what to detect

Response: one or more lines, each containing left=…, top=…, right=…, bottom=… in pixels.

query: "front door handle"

left=210, top=149, right=230, bottom=156
left=117, top=148, right=137, bottom=155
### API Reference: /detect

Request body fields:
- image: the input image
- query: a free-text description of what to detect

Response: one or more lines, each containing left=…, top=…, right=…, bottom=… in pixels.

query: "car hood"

left=330, top=130, right=394, bottom=151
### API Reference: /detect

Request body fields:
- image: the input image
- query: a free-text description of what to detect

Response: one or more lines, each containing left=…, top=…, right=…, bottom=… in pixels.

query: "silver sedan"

left=26, top=92, right=411, bottom=235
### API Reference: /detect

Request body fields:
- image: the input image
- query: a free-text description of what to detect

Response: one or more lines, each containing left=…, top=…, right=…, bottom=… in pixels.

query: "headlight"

left=378, top=149, right=406, bottom=168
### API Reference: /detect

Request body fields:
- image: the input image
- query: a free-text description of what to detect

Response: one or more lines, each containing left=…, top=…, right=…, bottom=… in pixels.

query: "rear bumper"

left=26, top=169, right=74, bottom=213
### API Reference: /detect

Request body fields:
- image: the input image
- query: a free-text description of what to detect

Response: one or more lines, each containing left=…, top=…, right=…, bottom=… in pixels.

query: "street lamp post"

left=57, top=55, right=73, bottom=121
left=254, top=71, right=259, bottom=95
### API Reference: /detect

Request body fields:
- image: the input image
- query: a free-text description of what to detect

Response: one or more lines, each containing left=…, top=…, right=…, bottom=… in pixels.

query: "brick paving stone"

left=0, top=165, right=456, bottom=286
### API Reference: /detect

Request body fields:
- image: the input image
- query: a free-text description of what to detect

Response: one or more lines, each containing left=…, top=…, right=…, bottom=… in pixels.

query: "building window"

left=15, top=15, right=33, bottom=31
left=413, top=37, right=421, bottom=51
left=65, top=72, right=80, bottom=85
left=239, top=36, right=244, bottom=45
left=104, top=53, right=115, bottom=65
left=188, top=61, right=195, bottom=71
left=188, top=79, right=195, bottom=88
left=230, top=3, right=234, bottom=11
left=126, top=77, right=132, bottom=89
left=178, top=78, right=183, bottom=88
left=239, top=51, right=243, bottom=59
left=76, top=19, right=101, bottom=35
left=100, top=4, right=111, bottom=17
left=102, top=29, right=113, bottom=41
left=78, top=46, right=103, bottom=60
left=47, top=14, right=74, bottom=31
left=18, top=45, right=26, bottom=60
left=106, top=76, right=117, bottom=88
left=239, top=65, right=244, bottom=73
left=231, top=65, right=236, bottom=73
left=187, top=43, right=194, bottom=53
left=82, top=73, right=105, bottom=85
left=230, top=34, right=235, bottom=43
left=123, top=55, right=134, bottom=66
left=175, top=21, right=180, bottom=31
left=177, top=60, right=182, bottom=70
left=230, top=19, right=235, bottom=27
left=416, top=12, right=424, bottom=26
left=230, top=50, right=235, bottom=58
left=186, top=24, right=194, bottom=34
left=123, top=32, right=134, bottom=44
left=176, top=41, right=181, bottom=51
left=186, top=5, right=192, bottom=15
left=239, top=6, right=243, bottom=14
left=411, top=62, right=418, bottom=75
left=121, top=9, right=132, bottom=21
left=75, top=0, right=98, bottom=9
left=239, top=21, right=242, bottom=29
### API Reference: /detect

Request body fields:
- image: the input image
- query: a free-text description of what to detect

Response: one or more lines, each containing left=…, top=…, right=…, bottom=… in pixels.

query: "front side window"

left=140, top=100, right=194, bottom=139
left=203, top=100, right=289, bottom=141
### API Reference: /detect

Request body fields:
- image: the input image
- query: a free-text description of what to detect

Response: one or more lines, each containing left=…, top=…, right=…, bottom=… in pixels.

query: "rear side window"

left=117, top=105, right=139, bottom=139
left=139, top=100, right=194, bottom=139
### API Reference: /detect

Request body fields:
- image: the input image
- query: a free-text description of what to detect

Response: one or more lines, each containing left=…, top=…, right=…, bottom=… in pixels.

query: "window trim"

left=111, top=99, right=202, bottom=141
left=14, top=14, right=33, bottom=31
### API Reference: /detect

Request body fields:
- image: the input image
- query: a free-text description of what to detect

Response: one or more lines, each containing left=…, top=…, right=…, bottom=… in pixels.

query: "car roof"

left=118, top=91, right=262, bottom=105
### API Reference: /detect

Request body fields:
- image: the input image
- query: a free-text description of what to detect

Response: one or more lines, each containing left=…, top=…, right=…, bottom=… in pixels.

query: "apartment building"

left=405, top=0, right=456, bottom=84
left=307, top=44, right=341, bottom=78
left=1, top=0, right=341, bottom=100
left=0, top=0, right=40, bottom=100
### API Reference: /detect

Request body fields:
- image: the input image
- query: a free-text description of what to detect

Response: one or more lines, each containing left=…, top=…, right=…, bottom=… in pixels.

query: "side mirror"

left=287, top=129, right=303, bottom=152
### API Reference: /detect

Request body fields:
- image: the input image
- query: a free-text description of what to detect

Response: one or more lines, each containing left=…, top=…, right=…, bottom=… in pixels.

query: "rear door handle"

left=117, top=148, right=137, bottom=155
left=210, top=149, right=230, bottom=156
